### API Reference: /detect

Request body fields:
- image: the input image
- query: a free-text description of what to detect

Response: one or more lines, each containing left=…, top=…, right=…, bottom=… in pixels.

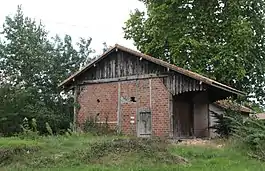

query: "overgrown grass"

left=172, top=144, right=265, bottom=171
left=0, top=137, right=42, bottom=148
left=1, top=135, right=265, bottom=171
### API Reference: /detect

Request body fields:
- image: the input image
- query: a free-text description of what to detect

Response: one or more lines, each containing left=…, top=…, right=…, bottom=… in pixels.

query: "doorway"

left=137, top=110, right=152, bottom=137
left=173, top=94, right=194, bottom=138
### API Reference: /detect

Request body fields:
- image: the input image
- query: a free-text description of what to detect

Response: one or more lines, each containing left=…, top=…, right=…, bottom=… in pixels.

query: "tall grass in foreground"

left=1, top=134, right=265, bottom=171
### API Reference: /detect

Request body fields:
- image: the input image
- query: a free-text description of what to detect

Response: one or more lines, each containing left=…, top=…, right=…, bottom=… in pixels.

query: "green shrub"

left=45, top=122, right=53, bottom=136
left=18, top=118, right=39, bottom=140
left=18, top=118, right=55, bottom=139
left=65, top=122, right=82, bottom=136
left=211, top=108, right=244, bottom=138
left=212, top=105, right=265, bottom=161
left=233, top=117, right=265, bottom=160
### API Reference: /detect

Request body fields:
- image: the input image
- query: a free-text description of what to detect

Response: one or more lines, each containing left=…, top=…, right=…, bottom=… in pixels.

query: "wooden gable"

left=75, top=49, right=205, bottom=96
left=77, top=50, right=166, bottom=81
left=59, top=44, right=245, bottom=101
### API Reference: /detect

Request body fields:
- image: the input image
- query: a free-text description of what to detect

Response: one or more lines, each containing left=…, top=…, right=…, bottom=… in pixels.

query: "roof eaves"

left=214, top=100, right=253, bottom=113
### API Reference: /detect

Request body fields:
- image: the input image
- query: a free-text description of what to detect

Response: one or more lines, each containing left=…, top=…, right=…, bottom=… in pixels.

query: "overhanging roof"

left=213, top=100, right=252, bottom=113
left=59, top=44, right=246, bottom=96
left=254, top=113, right=265, bottom=119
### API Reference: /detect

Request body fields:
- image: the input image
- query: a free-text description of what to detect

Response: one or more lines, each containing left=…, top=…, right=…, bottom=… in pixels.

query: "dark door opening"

left=173, top=95, right=194, bottom=138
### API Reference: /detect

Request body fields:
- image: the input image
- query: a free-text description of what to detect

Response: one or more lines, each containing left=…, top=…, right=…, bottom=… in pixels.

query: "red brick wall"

left=120, top=80, right=137, bottom=135
left=151, top=78, right=170, bottom=137
left=120, top=79, right=151, bottom=135
left=77, top=78, right=170, bottom=137
left=77, top=82, right=118, bottom=129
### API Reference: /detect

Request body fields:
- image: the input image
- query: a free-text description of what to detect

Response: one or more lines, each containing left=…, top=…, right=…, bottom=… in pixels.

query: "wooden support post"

left=73, top=86, right=78, bottom=132
left=149, top=79, right=152, bottom=109
left=136, top=79, right=139, bottom=137
left=191, top=101, right=195, bottom=138
left=117, top=82, right=121, bottom=133
left=169, top=92, right=173, bottom=138
left=207, top=91, right=210, bottom=138
left=207, top=102, right=210, bottom=138
left=149, top=79, right=153, bottom=136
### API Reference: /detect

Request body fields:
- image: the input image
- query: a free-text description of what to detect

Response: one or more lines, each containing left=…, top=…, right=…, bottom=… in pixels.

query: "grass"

left=0, top=137, right=43, bottom=148
left=1, top=135, right=265, bottom=171
left=172, top=145, right=265, bottom=171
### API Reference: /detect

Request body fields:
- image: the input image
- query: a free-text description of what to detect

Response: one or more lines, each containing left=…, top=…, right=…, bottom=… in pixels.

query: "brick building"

left=59, top=44, right=245, bottom=139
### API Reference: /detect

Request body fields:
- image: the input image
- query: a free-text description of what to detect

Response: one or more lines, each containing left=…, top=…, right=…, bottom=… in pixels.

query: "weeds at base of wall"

left=16, top=117, right=57, bottom=139
left=15, top=117, right=80, bottom=139
left=83, top=116, right=117, bottom=136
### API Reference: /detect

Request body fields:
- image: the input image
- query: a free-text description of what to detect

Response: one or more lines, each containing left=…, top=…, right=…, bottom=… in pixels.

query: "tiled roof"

left=214, top=100, right=252, bottom=113
left=253, top=113, right=265, bottom=119
left=59, top=44, right=246, bottom=96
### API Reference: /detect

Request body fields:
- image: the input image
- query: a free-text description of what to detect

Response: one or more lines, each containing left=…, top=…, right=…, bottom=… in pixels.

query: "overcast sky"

left=0, top=0, right=146, bottom=56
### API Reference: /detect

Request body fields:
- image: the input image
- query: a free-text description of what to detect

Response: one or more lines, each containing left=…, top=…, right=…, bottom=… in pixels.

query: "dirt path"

left=172, top=138, right=225, bottom=148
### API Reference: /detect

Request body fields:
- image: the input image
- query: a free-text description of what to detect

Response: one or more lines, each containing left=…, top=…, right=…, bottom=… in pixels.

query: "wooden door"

left=173, top=101, right=193, bottom=138
left=137, top=111, right=151, bottom=137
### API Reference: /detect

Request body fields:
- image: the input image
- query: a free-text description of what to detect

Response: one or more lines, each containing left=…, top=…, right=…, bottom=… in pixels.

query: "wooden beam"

left=117, top=82, right=121, bottom=134
left=73, top=86, right=78, bottom=132
left=96, top=121, right=118, bottom=124
left=149, top=79, right=152, bottom=109
left=168, top=92, right=173, bottom=138
left=207, top=91, right=210, bottom=138
left=136, top=79, right=139, bottom=137
left=207, top=102, right=210, bottom=138
left=63, top=85, right=74, bottom=92
left=79, top=74, right=167, bottom=85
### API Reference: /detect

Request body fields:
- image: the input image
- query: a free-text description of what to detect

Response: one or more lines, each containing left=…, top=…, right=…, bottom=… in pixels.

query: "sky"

left=0, top=0, right=146, bottom=56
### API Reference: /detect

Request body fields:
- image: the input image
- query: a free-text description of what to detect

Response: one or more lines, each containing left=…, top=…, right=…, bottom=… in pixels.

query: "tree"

left=0, top=6, right=93, bottom=135
left=124, top=0, right=265, bottom=104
